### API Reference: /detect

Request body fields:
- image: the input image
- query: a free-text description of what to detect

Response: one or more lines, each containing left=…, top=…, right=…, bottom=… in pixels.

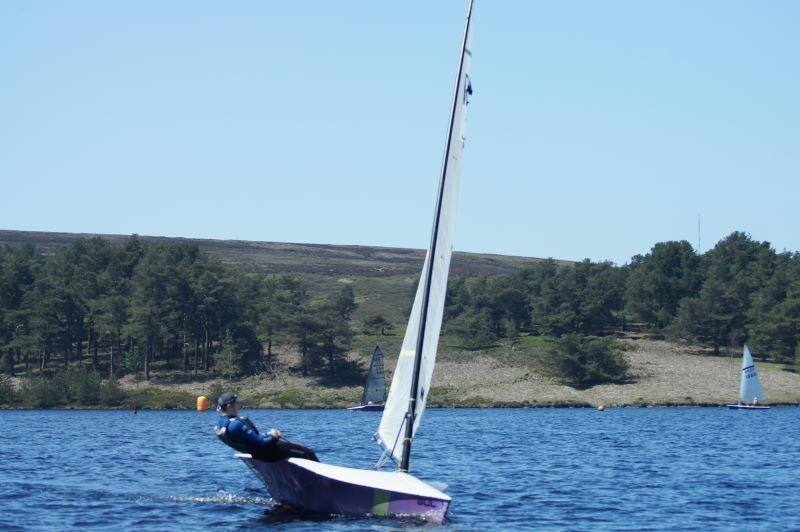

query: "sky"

left=1, top=1, right=798, bottom=265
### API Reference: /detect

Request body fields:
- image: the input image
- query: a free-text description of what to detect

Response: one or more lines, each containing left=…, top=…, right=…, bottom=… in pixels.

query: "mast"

left=400, top=0, right=474, bottom=472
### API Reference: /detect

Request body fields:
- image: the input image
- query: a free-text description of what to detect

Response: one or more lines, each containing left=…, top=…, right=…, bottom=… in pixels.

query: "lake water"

left=2, top=407, right=799, bottom=530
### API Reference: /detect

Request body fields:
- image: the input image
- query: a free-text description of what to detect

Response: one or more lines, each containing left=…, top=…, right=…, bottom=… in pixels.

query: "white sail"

left=363, top=345, right=387, bottom=405
left=739, top=344, right=765, bottom=404
left=376, top=1, right=474, bottom=465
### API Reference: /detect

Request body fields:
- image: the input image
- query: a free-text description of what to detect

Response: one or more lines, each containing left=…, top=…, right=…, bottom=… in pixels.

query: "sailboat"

left=236, top=0, right=475, bottom=523
left=727, top=344, right=770, bottom=410
left=348, top=345, right=387, bottom=411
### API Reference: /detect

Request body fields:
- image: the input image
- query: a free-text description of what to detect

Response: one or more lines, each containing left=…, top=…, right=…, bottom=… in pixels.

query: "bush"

left=540, top=335, right=629, bottom=389
left=1, top=352, right=14, bottom=375
left=74, top=371, right=102, bottom=405
left=99, top=378, right=124, bottom=407
left=271, top=387, right=308, bottom=408
left=123, top=346, right=143, bottom=375
left=0, top=374, right=16, bottom=405
left=20, top=375, right=66, bottom=407
left=18, top=371, right=116, bottom=407
left=126, top=386, right=195, bottom=409
left=205, top=384, right=230, bottom=409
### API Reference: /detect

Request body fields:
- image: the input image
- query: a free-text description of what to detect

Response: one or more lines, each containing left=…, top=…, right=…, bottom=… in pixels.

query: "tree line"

left=443, top=232, right=800, bottom=362
left=2, top=230, right=797, bottom=387
left=0, top=236, right=358, bottom=380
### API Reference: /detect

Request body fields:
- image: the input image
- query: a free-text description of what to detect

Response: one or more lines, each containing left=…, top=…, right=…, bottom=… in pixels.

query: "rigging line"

left=373, top=451, right=390, bottom=470
left=373, top=415, right=406, bottom=469
left=389, top=414, right=407, bottom=460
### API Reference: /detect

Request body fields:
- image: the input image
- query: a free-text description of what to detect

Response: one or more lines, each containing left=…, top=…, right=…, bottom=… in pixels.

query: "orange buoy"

left=197, top=395, right=209, bottom=412
left=597, top=404, right=605, bottom=411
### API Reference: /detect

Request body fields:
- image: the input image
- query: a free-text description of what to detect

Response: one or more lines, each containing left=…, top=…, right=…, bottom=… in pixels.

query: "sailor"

left=214, top=392, right=319, bottom=462
left=752, top=397, right=759, bottom=406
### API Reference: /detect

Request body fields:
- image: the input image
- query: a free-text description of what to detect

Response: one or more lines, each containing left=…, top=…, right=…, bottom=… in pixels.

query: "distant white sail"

left=376, top=2, right=474, bottom=465
left=739, top=344, right=765, bottom=404
left=363, top=345, right=387, bottom=405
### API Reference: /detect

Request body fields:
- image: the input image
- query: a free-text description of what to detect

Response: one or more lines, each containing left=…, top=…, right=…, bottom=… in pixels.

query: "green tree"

left=624, top=241, right=700, bottom=328
left=289, top=309, right=325, bottom=376
left=333, top=285, right=357, bottom=321
left=446, top=308, right=497, bottom=349
left=672, top=232, right=776, bottom=352
left=540, top=335, right=629, bottom=388
left=748, top=253, right=800, bottom=361
left=215, top=329, right=243, bottom=380
left=123, top=345, right=143, bottom=375
left=256, top=275, right=306, bottom=371
left=363, top=313, right=393, bottom=336
left=316, top=305, right=355, bottom=378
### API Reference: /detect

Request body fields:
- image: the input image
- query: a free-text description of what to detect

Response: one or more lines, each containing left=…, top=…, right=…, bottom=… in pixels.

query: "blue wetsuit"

left=214, top=414, right=319, bottom=462
left=215, top=415, right=275, bottom=453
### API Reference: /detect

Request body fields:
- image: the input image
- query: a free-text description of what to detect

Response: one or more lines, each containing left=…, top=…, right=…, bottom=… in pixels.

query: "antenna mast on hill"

left=697, top=214, right=701, bottom=254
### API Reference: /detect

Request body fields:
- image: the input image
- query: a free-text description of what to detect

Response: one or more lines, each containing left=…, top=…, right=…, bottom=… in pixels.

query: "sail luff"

left=377, top=0, right=474, bottom=469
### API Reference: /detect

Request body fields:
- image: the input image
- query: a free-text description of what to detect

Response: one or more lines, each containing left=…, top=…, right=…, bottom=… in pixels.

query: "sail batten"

left=377, top=0, right=474, bottom=468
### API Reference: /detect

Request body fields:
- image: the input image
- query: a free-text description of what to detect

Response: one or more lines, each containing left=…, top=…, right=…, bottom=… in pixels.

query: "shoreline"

left=2, top=403, right=799, bottom=411
left=3, top=338, right=799, bottom=411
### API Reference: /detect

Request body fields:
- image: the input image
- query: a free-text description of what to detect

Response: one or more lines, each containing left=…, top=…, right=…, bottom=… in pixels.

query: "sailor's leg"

left=281, top=440, right=319, bottom=462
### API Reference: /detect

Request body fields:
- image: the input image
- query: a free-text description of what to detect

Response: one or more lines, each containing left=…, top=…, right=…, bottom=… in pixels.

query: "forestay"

left=363, top=345, right=387, bottom=405
left=376, top=1, right=474, bottom=465
left=739, top=344, right=765, bottom=404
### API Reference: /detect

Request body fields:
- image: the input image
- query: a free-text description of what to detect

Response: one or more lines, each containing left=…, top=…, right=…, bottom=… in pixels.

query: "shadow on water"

left=258, top=505, right=337, bottom=524
left=257, top=505, right=443, bottom=528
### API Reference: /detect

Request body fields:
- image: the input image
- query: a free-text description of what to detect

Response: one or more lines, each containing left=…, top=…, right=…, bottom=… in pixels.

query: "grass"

left=125, top=386, right=197, bottom=409
left=438, top=333, right=550, bottom=367
left=248, top=387, right=360, bottom=409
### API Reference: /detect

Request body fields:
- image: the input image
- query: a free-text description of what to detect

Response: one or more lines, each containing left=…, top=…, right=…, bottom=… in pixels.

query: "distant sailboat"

left=348, top=345, right=387, bottom=411
left=727, top=344, right=770, bottom=410
left=235, top=0, right=475, bottom=523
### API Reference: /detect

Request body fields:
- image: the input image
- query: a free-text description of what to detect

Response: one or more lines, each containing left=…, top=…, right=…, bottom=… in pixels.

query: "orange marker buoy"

left=597, top=404, right=605, bottom=411
left=197, top=395, right=209, bottom=412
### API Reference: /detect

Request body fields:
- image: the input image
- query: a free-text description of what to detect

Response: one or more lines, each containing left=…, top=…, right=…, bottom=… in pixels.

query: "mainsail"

left=739, top=344, right=765, bottom=404
left=376, top=0, right=474, bottom=467
left=363, top=345, right=387, bottom=405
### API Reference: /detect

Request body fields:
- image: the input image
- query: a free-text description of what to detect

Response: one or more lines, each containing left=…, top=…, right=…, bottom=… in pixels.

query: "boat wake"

left=134, top=490, right=274, bottom=505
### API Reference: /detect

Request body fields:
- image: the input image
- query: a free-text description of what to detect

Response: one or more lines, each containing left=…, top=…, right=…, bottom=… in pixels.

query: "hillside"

left=3, top=229, right=798, bottom=410
left=115, top=336, right=800, bottom=408
left=0, top=229, right=551, bottom=277
left=0, top=229, right=557, bottom=324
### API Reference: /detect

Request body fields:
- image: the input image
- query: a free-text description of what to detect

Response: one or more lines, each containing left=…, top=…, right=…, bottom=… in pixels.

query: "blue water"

left=2, top=407, right=799, bottom=530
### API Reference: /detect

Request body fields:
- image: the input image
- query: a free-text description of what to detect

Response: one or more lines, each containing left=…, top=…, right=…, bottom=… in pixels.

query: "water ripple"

left=1, top=408, right=799, bottom=530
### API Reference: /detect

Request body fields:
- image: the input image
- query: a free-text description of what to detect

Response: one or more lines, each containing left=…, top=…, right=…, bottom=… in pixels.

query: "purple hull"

left=347, top=404, right=385, bottom=412
left=237, top=455, right=450, bottom=523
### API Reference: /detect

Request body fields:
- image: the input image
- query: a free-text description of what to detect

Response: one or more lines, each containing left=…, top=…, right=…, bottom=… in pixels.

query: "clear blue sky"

left=2, top=1, right=798, bottom=264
